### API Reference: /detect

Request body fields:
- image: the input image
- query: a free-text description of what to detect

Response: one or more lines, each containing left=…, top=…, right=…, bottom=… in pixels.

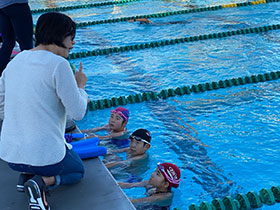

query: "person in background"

left=0, top=0, right=33, bottom=74
left=118, top=162, right=181, bottom=206
left=0, top=12, right=88, bottom=210
left=128, top=17, right=194, bottom=25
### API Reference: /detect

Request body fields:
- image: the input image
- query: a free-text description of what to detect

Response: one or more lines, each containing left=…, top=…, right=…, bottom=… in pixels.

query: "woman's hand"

left=75, top=62, right=87, bottom=89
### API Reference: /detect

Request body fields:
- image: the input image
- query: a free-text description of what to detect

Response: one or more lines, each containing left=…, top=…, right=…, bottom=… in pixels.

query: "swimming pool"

left=30, top=0, right=280, bottom=209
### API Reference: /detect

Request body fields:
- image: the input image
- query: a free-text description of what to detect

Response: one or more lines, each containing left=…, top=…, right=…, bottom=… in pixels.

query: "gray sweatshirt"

left=0, top=50, right=88, bottom=166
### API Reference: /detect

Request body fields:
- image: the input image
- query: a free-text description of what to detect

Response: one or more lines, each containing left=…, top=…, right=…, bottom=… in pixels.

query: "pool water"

left=29, top=0, right=280, bottom=209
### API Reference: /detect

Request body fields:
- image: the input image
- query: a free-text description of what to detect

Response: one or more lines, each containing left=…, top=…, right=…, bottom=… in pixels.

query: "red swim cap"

left=157, top=162, right=181, bottom=188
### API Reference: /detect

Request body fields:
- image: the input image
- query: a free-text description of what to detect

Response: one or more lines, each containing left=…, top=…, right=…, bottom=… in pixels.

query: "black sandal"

left=24, top=175, right=50, bottom=210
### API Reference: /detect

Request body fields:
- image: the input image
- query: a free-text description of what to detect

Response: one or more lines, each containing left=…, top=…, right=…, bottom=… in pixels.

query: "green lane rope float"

left=70, top=63, right=77, bottom=74
left=74, top=0, right=280, bottom=27
left=86, top=70, right=280, bottom=111
left=187, top=185, right=280, bottom=210
left=31, top=0, right=140, bottom=14
left=68, top=23, right=280, bottom=60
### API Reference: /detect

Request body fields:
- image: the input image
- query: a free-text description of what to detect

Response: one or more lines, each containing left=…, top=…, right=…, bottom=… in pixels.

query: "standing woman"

left=0, top=0, right=33, bottom=74
left=0, top=13, right=88, bottom=210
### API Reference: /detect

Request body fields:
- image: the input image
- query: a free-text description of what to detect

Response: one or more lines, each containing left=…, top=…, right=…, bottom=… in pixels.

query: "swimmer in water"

left=81, top=107, right=130, bottom=147
left=128, top=17, right=192, bottom=25
left=105, top=128, right=151, bottom=168
left=118, top=162, right=181, bottom=205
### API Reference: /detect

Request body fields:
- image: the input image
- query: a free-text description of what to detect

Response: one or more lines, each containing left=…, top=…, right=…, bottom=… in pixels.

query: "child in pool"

left=105, top=128, right=151, bottom=169
left=81, top=107, right=130, bottom=146
left=118, top=162, right=181, bottom=205
left=128, top=16, right=194, bottom=25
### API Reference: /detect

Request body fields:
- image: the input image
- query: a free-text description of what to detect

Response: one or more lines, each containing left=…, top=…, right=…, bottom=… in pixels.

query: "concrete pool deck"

left=0, top=158, right=136, bottom=210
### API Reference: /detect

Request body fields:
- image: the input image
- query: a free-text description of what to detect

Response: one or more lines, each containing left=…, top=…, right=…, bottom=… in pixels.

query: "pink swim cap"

left=111, top=107, right=129, bottom=122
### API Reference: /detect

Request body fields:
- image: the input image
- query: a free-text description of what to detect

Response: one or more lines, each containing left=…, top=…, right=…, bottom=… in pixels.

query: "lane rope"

left=31, top=0, right=141, bottom=14
left=74, top=0, right=279, bottom=27
left=68, top=23, right=280, bottom=59
left=183, top=186, right=280, bottom=210
left=86, top=71, right=280, bottom=111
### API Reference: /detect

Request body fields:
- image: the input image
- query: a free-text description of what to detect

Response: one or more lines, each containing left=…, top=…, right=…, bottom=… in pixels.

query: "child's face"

left=148, top=168, right=168, bottom=189
left=109, top=113, right=126, bottom=131
left=129, top=138, right=149, bottom=156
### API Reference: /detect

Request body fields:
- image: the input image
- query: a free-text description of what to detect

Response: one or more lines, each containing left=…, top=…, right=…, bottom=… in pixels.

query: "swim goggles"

left=157, top=162, right=181, bottom=185
left=129, top=135, right=150, bottom=145
left=111, top=110, right=128, bottom=122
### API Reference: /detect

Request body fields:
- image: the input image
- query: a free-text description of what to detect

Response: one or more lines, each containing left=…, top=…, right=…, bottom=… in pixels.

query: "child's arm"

left=104, top=156, right=130, bottom=168
left=118, top=180, right=148, bottom=189
left=85, top=133, right=98, bottom=138
left=81, top=124, right=109, bottom=133
left=105, top=153, right=145, bottom=169
left=98, top=130, right=127, bottom=140
left=129, top=154, right=146, bottom=161
left=105, top=161, right=125, bottom=169
left=130, top=192, right=172, bottom=204
left=108, top=147, right=129, bottom=154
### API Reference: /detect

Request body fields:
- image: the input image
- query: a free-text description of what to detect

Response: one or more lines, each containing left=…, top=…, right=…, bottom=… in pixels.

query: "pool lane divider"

left=74, top=0, right=280, bottom=27
left=178, top=185, right=280, bottom=210
left=86, top=70, right=280, bottom=111
left=68, top=23, right=280, bottom=60
left=31, top=0, right=141, bottom=14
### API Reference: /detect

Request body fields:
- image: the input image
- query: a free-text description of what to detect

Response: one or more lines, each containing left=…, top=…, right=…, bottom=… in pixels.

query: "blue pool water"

left=29, top=0, right=280, bottom=209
